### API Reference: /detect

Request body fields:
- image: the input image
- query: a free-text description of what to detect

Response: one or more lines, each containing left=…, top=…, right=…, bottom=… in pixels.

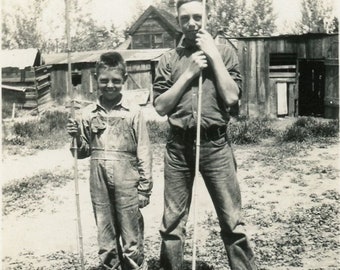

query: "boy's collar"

left=95, top=94, right=130, bottom=111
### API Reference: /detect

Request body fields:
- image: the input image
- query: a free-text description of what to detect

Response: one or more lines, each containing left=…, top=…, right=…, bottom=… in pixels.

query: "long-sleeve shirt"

left=153, top=40, right=242, bottom=129
left=72, top=95, right=152, bottom=195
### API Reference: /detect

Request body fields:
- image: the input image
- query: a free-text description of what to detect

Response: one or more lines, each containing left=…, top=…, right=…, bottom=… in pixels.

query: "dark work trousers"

left=90, top=150, right=145, bottom=270
left=159, top=131, right=257, bottom=270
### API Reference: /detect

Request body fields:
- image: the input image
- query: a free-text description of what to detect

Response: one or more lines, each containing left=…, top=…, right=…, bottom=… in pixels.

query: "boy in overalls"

left=67, top=52, right=152, bottom=270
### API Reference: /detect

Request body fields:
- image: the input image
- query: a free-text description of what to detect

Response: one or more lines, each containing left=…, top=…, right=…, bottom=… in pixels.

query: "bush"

left=228, top=117, right=276, bottom=144
left=2, top=101, right=14, bottom=119
left=3, top=109, right=70, bottom=152
left=281, top=117, right=339, bottom=142
left=41, top=110, right=69, bottom=131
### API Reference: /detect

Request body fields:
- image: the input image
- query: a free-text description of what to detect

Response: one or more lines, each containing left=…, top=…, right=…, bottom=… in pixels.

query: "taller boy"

left=153, top=0, right=257, bottom=269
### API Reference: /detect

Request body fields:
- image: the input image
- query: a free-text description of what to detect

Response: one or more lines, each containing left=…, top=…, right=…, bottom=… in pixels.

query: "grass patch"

left=3, top=109, right=70, bottom=155
left=228, top=117, right=276, bottom=144
left=198, top=201, right=339, bottom=269
left=280, top=117, right=339, bottom=142
left=2, top=170, right=73, bottom=215
left=253, top=202, right=339, bottom=268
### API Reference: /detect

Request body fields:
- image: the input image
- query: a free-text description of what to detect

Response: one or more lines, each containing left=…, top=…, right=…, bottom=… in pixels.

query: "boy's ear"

left=94, top=73, right=97, bottom=80
left=123, top=73, right=128, bottom=82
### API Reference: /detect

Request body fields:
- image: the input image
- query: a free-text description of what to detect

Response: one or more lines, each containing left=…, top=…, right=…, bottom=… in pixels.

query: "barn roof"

left=221, top=32, right=338, bottom=40
left=1, top=48, right=42, bottom=69
left=128, top=5, right=181, bottom=35
left=43, top=48, right=170, bottom=65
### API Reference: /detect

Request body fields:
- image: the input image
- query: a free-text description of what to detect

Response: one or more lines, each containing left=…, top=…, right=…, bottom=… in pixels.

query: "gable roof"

left=1, top=48, right=42, bottom=69
left=128, top=5, right=181, bottom=35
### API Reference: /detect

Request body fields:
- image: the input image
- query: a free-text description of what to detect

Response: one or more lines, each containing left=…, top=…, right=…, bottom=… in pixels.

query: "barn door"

left=298, top=60, right=325, bottom=116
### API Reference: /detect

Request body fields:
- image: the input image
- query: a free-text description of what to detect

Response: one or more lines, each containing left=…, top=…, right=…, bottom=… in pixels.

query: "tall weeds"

left=280, top=117, right=339, bottom=142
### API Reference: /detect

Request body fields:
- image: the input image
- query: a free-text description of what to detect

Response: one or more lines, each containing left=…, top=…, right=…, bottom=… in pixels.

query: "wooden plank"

left=237, top=40, right=247, bottom=116
left=269, top=65, right=296, bottom=70
left=37, top=81, right=51, bottom=90
left=269, top=79, right=277, bottom=117
left=35, top=74, right=50, bottom=82
left=264, top=40, right=270, bottom=115
left=269, top=72, right=296, bottom=78
left=288, top=83, right=296, bottom=116
left=277, top=82, right=288, bottom=115
left=297, top=41, right=307, bottom=58
left=324, top=64, right=339, bottom=101
left=248, top=40, right=258, bottom=117
left=256, top=39, right=266, bottom=114
left=284, top=39, right=297, bottom=53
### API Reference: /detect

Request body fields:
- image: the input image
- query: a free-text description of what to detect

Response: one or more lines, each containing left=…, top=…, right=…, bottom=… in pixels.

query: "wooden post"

left=11, top=103, right=16, bottom=119
left=65, top=0, right=85, bottom=269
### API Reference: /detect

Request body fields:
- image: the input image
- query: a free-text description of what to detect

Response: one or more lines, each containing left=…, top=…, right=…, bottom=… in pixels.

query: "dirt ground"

left=1, top=136, right=339, bottom=269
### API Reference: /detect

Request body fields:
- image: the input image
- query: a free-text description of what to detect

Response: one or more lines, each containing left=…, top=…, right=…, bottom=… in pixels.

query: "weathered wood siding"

left=126, top=61, right=152, bottom=90
left=235, top=34, right=338, bottom=118
left=49, top=61, right=154, bottom=102
left=131, top=17, right=177, bottom=49
left=50, top=68, right=68, bottom=102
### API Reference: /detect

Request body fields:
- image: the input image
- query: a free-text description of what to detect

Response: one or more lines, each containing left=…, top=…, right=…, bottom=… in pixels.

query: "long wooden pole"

left=192, top=0, right=207, bottom=269
left=65, top=0, right=85, bottom=269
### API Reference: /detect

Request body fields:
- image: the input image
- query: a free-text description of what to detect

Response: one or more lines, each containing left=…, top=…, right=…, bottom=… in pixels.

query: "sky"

left=1, top=0, right=339, bottom=39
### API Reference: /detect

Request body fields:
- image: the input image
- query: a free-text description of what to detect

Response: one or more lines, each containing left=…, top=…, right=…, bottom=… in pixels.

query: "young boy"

left=153, top=0, right=257, bottom=269
left=67, top=52, right=152, bottom=270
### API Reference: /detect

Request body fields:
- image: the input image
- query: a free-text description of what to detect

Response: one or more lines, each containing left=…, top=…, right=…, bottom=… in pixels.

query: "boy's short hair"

left=176, top=0, right=210, bottom=13
left=96, top=52, right=126, bottom=76
left=176, top=0, right=205, bottom=10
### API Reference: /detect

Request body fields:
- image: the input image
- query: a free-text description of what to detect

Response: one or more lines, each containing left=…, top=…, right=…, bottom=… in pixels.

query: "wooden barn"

left=216, top=33, right=339, bottom=119
left=126, top=4, right=181, bottom=50
left=1, top=48, right=52, bottom=113
left=43, top=48, right=170, bottom=104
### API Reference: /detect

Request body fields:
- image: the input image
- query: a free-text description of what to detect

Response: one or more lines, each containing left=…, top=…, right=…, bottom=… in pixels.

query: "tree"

left=206, top=0, right=276, bottom=37
left=71, top=19, right=122, bottom=52
left=296, top=0, right=338, bottom=33
left=246, top=0, right=276, bottom=36
left=207, top=0, right=248, bottom=37
left=1, top=1, right=46, bottom=50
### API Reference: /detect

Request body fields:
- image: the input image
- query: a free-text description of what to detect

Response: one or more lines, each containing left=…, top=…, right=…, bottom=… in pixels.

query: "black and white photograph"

left=1, top=0, right=339, bottom=269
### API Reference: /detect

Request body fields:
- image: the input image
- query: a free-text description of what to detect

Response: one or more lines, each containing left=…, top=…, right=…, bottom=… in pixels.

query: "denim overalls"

left=73, top=97, right=152, bottom=269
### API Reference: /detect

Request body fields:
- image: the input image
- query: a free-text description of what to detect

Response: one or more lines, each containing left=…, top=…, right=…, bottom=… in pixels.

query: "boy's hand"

left=138, top=193, right=150, bottom=208
left=67, top=118, right=80, bottom=138
left=186, top=51, right=208, bottom=78
left=196, top=29, right=219, bottom=60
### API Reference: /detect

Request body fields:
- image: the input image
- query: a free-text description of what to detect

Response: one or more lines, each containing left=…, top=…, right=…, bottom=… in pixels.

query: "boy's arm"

left=196, top=29, right=240, bottom=106
left=153, top=51, right=207, bottom=116
left=133, top=109, right=153, bottom=196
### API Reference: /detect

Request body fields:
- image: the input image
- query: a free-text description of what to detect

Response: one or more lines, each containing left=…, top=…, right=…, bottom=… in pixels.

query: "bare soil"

left=2, top=138, right=339, bottom=269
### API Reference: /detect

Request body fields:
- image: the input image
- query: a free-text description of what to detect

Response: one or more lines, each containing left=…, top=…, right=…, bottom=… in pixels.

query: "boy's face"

left=97, top=69, right=125, bottom=101
left=177, top=1, right=204, bottom=41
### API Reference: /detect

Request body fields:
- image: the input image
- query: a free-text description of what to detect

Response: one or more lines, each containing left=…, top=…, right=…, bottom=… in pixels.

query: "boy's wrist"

left=183, top=69, right=196, bottom=81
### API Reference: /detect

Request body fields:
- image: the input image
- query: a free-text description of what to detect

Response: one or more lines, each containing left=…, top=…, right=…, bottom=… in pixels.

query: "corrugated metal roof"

left=1, top=48, right=41, bottom=69
left=43, top=48, right=170, bottom=65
